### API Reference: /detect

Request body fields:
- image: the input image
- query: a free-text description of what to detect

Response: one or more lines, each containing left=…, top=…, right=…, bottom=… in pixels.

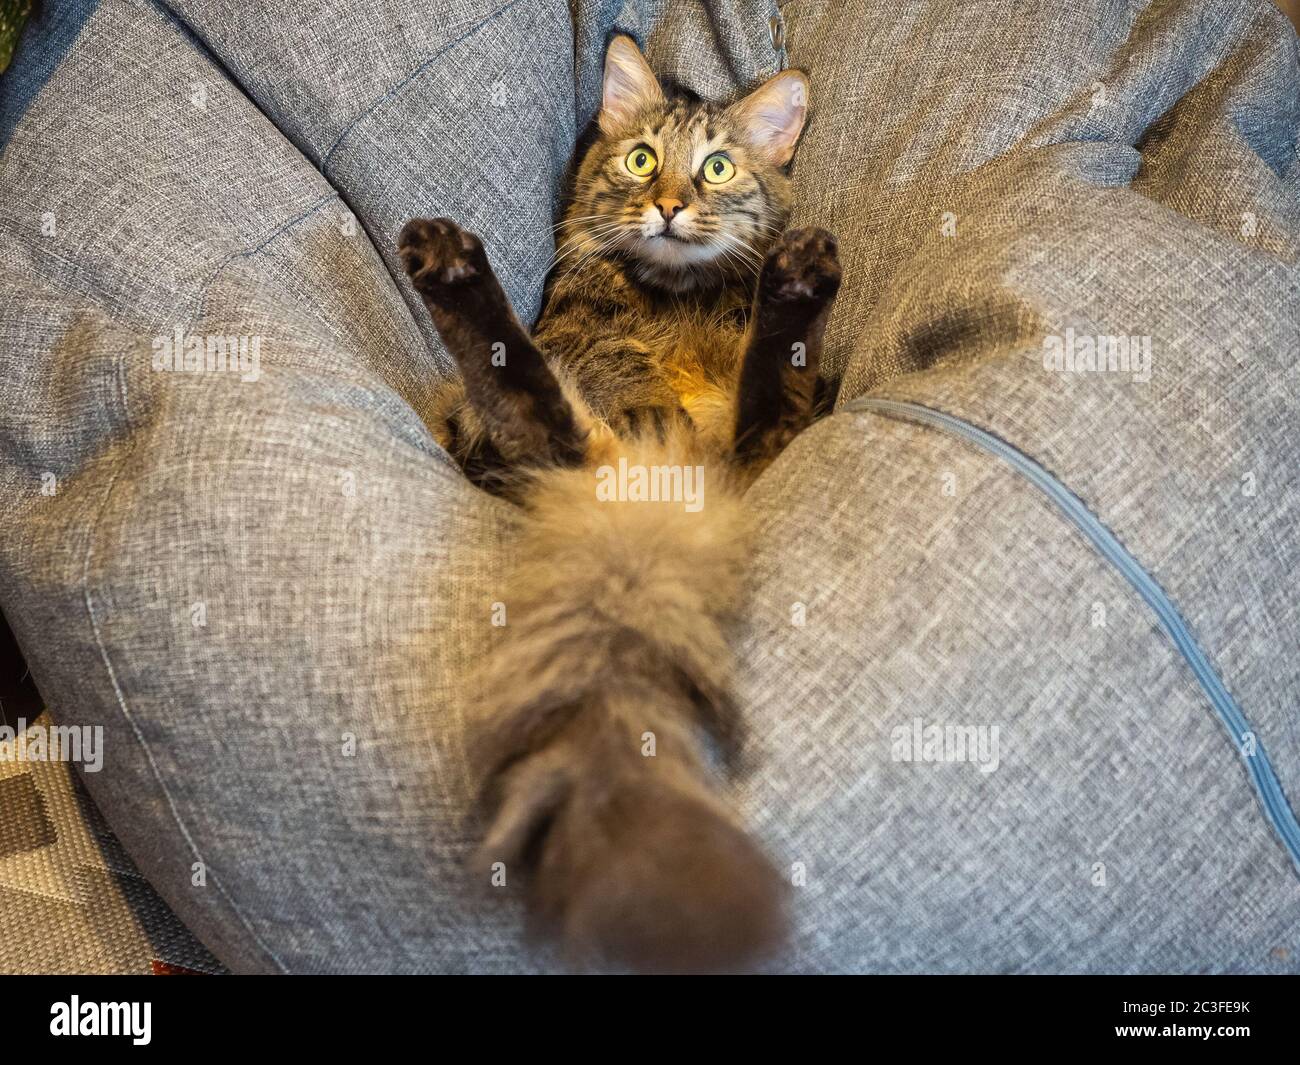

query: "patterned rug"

left=0, top=713, right=224, bottom=974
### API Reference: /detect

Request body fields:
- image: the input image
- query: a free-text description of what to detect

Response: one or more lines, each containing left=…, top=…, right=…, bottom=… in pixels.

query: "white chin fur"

left=633, top=234, right=722, bottom=269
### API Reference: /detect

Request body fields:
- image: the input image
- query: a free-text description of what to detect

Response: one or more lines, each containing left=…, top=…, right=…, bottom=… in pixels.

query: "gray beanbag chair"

left=0, top=0, right=1297, bottom=972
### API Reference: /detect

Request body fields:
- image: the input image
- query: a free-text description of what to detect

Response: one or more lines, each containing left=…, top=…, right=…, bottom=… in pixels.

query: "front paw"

left=398, top=217, right=489, bottom=300
left=759, top=227, right=841, bottom=305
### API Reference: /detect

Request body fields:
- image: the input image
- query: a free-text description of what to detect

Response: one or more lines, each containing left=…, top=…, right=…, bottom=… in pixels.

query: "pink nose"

left=656, top=198, right=684, bottom=222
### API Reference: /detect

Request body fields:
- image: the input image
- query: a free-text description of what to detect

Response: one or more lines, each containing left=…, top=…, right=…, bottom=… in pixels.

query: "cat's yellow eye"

left=625, top=145, right=658, bottom=177
left=701, top=153, right=735, bottom=184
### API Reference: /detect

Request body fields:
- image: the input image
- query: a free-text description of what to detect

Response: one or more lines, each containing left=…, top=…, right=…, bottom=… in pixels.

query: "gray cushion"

left=0, top=0, right=1296, bottom=972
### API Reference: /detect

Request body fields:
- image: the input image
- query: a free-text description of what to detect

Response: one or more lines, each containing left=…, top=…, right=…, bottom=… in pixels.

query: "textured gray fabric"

left=0, top=0, right=1297, bottom=973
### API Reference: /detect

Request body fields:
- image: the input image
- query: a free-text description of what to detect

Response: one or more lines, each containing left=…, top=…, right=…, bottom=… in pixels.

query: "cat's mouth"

left=642, top=226, right=711, bottom=250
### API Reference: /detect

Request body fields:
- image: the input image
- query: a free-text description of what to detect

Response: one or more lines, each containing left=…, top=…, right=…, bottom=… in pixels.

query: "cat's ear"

left=729, top=70, right=810, bottom=166
left=600, top=34, right=664, bottom=134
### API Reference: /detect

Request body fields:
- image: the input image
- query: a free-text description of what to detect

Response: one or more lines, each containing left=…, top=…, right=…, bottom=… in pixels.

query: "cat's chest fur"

left=641, top=289, right=751, bottom=404
left=535, top=256, right=753, bottom=432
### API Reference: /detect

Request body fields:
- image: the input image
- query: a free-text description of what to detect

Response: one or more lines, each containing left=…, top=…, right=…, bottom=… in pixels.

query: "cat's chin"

left=638, top=233, right=719, bottom=264
left=627, top=235, right=727, bottom=290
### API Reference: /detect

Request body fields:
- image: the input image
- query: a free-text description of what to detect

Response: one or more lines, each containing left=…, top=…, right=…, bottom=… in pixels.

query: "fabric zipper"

left=848, top=396, right=1300, bottom=876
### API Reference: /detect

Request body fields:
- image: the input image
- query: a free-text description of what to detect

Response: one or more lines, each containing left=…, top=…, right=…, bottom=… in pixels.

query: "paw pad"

left=761, top=227, right=841, bottom=303
left=398, top=218, right=487, bottom=290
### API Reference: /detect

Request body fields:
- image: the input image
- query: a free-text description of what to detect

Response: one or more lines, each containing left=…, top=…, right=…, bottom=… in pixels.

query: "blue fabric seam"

left=320, top=0, right=527, bottom=171
left=192, top=191, right=340, bottom=322
left=847, top=395, right=1300, bottom=876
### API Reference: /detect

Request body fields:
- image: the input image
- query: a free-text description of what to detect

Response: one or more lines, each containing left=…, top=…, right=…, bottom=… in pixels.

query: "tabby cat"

left=398, top=34, right=841, bottom=972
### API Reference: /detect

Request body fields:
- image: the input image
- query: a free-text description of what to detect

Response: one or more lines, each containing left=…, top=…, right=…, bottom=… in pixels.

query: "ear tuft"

left=730, top=70, right=810, bottom=166
left=600, top=34, right=663, bottom=134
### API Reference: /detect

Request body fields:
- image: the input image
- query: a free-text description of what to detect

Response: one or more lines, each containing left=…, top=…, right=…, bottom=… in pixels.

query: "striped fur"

left=399, top=35, right=840, bottom=971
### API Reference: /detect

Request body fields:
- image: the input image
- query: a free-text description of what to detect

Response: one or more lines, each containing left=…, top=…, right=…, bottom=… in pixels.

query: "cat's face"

left=562, top=36, right=810, bottom=292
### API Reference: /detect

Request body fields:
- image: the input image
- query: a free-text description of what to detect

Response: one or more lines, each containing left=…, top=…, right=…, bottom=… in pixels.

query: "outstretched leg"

left=399, top=218, right=586, bottom=470
left=733, top=227, right=841, bottom=466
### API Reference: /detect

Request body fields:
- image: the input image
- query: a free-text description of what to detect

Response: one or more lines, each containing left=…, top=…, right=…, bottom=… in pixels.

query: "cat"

left=398, top=34, right=841, bottom=972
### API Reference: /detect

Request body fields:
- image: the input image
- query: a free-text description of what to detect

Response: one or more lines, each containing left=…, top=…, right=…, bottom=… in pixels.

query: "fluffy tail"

left=470, top=444, right=788, bottom=972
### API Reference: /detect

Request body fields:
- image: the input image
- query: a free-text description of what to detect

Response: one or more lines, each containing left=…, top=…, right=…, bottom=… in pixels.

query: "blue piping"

left=848, top=396, right=1300, bottom=876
